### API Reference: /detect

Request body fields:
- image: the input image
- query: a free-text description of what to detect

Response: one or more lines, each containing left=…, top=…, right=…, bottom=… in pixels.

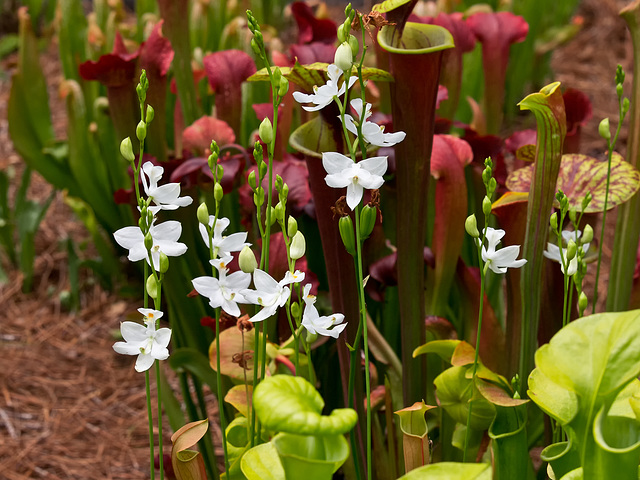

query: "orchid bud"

left=254, top=30, right=263, bottom=45
left=145, top=104, right=155, bottom=124
left=482, top=196, right=492, bottom=217
left=334, top=42, right=353, bottom=72
left=248, top=170, right=257, bottom=190
left=144, top=232, right=154, bottom=250
left=268, top=206, right=277, bottom=226
left=623, top=97, right=630, bottom=115
left=136, top=120, right=147, bottom=141
left=275, top=202, right=285, bottom=222
left=120, top=137, right=135, bottom=163
left=348, top=34, right=359, bottom=57
left=359, top=205, right=377, bottom=240
left=280, top=184, right=289, bottom=202
left=568, top=208, right=577, bottom=224
left=216, top=164, right=224, bottom=182
left=291, top=302, right=301, bottom=320
left=239, top=246, right=258, bottom=273
left=258, top=161, right=268, bottom=180
left=158, top=252, right=169, bottom=273
left=582, top=192, right=592, bottom=211
left=197, top=203, right=209, bottom=225
left=146, top=274, right=158, bottom=299
left=278, top=76, right=289, bottom=97
left=599, top=118, right=611, bottom=141
left=275, top=174, right=284, bottom=191
left=272, top=67, right=282, bottom=87
left=214, top=182, right=224, bottom=203
left=337, top=23, right=347, bottom=43
left=259, top=117, right=274, bottom=144
left=582, top=224, right=594, bottom=244
left=550, top=212, right=558, bottom=231
left=251, top=38, right=261, bottom=56
left=488, top=177, right=497, bottom=196
left=339, top=216, right=356, bottom=256
left=578, top=291, right=588, bottom=314
left=566, top=240, right=577, bottom=261
left=290, top=231, right=306, bottom=260
left=617, top=83, right=624, bottom=99
left=254, top=186, right=265, bottom=206
left=465, top=214, right=480, bottom=238
left=287, top=216, right=298, bottom=237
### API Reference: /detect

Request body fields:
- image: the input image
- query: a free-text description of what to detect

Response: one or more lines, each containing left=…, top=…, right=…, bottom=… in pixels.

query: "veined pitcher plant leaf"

left=253, top=375, right=358, bottom=436
left=395, top=401, right=437, bottom=472
left=506, top=153, right=640, bottom=212
left=398, top=462, right=492, bottom=479
left=208, top=327, right=265, bottom=382
left=518, top=81, right=566, bottom=390
left=171, top=419, right=209, bottom=480
left=248, top=62, right=393, bottom=92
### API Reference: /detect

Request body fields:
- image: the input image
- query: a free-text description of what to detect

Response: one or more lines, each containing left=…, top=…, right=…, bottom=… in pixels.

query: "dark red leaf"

left=290, top=42, right=336, bottom=65
left=203, top=49, right=256, bottom=92
left=139, top=20, right=174, bottom=78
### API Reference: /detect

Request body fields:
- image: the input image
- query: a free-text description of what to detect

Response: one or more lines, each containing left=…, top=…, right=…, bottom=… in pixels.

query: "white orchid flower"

left=113, top=308, right=172, bottom=372
left=192, top=256, right=252, bottom=317
left=322, top=152, right=387, bottom=210
left=114, top=220, right=187, bottom=271
left=292, top=64, right=357, bottom=112
left=199, top=216, right=249, bottom=258
left=140, top=161, right=193, bottom=212
left=544, top=230, right=590, bottom=276
left=301, top=284, right=346, bottom=339
left=342, top=99, right=406, bottom=147
left=242, top=269, right=305, bottom=323
left=479, top=227, right=527, bottom=274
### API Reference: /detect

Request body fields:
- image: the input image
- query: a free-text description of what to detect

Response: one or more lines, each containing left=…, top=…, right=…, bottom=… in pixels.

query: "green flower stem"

left=335, top=51, right=372, bottom=479
left=145, top=369, right=155, bottom=480
left=154, top=360, right=164, bottom=480
left=594, top=101, right=625, bottom=309
left=463, top=233, right=487, bottom=463
left=353, top=207, right=372, bottom=480
left=207, top=204, right=231, bottom=475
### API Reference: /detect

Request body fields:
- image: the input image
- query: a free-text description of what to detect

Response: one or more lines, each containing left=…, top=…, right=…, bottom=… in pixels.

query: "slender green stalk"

left=145, top=369, right=155, bottom=480
left=155, top=360, right=164, bottom=480
left=463, top=234, right=487, bottom=463
left=593, top=96, right=626, bottom=309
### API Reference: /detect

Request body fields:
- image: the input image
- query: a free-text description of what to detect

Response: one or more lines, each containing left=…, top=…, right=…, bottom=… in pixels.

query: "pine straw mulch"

left=0, top=0, right=633, bottom=477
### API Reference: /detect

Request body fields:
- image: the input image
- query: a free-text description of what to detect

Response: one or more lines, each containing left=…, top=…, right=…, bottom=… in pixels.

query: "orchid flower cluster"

left=112, top=73, right=193, bottom=370
left=544, top=190, right=594, bottom=319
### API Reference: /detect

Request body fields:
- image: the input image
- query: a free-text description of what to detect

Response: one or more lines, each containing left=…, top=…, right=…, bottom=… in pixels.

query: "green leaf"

left=397, top=462, right=492, bottom=479
left=433, top=366, right=496, bottom=430
left=528, top=310, right=640, bottom=479
left=272, top=433, right=350, bottom=480
left=412, top=339, right=460, bottom=362
left=489, top=404, right=534, bottom=480
left=253, top=375, right=358, bottom=436
left=241, top=442, right=285, bottom=480
left=506, top=153, right=640, bottom=212
left=395, top=401, right=437, bottom=472
left=225, top=385, right=253, bottom=418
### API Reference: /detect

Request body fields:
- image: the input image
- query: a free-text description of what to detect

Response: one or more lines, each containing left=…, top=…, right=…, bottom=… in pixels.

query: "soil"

left=0, top=0, right=633, bottom=478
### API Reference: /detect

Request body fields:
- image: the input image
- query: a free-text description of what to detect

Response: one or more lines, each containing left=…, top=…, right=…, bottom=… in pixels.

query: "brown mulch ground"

left=0, top=0, right=632, bottom=478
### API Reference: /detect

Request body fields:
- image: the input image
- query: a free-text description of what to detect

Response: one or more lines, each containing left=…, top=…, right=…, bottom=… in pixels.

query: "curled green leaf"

left=253, top=375, right=357, bottom=435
